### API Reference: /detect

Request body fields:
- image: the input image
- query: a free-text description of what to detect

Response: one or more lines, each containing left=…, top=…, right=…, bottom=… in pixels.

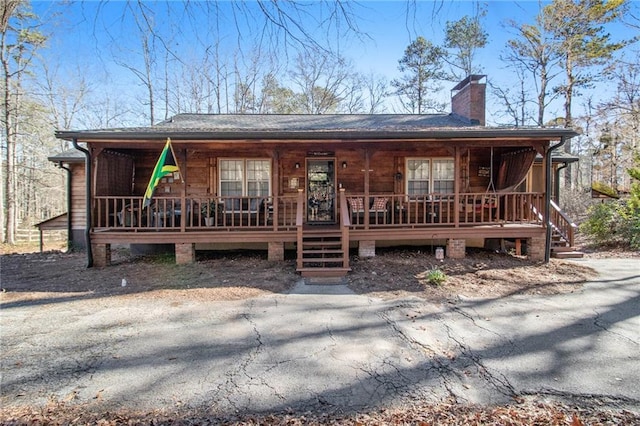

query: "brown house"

left=54, top=76, right=579, bottom=276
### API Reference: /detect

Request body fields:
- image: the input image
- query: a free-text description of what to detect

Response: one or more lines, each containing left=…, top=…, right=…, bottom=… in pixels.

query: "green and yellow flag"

left=143, top=138, right=181, bottom=208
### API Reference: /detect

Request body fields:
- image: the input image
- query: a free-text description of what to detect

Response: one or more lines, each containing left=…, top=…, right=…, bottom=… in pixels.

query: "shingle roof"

left=47, top=148, right=85, bottom=163
left=154, top=113, right=471, bottom=131
left=55, top=113, right=578, bottom=141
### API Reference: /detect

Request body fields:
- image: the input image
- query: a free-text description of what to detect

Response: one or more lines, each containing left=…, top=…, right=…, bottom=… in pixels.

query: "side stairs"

left=550, top=230, right=584, bottom=259
left=296, top=228, right=350, bottom=278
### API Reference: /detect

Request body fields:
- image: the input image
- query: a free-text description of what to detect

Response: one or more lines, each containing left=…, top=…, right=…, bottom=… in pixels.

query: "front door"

left=307, top=159, right=336, bottom=223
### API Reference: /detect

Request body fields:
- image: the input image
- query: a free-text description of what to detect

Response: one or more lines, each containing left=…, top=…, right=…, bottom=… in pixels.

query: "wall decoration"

left=478, top=166, right=491, bottom=177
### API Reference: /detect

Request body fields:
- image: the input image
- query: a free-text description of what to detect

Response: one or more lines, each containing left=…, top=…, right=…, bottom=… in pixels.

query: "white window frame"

left=406, top=157, right=454, bottom=196
left=218, top=158, right=271, bottom=196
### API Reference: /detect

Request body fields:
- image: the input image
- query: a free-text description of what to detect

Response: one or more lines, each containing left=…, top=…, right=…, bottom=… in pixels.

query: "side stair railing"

left=549, top=200, right=577, bottom=248
left=530, top=200, right=577, bottom=248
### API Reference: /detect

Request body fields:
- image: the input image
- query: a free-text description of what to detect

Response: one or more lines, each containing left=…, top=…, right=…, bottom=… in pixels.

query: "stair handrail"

left=296, top=189, right=304, bottom=270
left=549, top=199, right=577, bottom=247
left=339, top=188, right=350, bottom=270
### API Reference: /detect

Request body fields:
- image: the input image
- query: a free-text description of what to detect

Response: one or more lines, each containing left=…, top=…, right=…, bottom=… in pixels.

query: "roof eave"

left=55, top=128, right=579, bottom=142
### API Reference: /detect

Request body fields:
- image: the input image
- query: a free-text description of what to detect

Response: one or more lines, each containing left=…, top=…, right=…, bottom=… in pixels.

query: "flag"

left=142, top=138, right=181, bottom=208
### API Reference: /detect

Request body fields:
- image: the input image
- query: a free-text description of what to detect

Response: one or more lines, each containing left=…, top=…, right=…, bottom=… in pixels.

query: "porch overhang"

left=56, top=127, right=578, bottom=144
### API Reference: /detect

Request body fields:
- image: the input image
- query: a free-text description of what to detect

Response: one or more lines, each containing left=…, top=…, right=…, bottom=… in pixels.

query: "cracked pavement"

left=1, top=258, right=638, bottom=415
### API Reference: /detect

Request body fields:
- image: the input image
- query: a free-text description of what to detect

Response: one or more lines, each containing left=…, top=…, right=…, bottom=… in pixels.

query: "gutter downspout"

left=56, top=162, right=72, bottom=252
left=72, top=138, right=93, bottom=267
left=555, top=162, right=569, bottom=205
left=545, top=136, right=566, bottom=263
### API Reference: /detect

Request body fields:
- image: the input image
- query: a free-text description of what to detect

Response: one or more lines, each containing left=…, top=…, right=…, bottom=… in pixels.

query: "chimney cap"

left=451, top=75, right=486, bottom=92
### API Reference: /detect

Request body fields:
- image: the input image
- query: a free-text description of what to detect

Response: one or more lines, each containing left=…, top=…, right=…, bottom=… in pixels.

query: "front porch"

left=89, top=190, right=572, bottom=273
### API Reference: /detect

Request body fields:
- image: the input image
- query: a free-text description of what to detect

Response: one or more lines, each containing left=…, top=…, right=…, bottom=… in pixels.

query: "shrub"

left=425, top=266, right=447, bottom=286
left=579, top=201, right=622, bottom=245
left=580, top=200, right=640, bottom=249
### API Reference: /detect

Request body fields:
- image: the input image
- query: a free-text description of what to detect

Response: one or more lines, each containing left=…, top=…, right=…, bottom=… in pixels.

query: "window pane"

left=220, top=160, right=244, bottom=196
left=221, top=181, right=242, bottom=196
left=433, top=181, right=454, bottom=193
left=248, top=181, right=269, bottom=196
left=407, top=159, right=429, bottom=180
left=433, top=159, right=454, bottom=180
left=433, top=159, right=454, bottom=194
left=407, top=159, right=430, bottom=195
left=220, top=160, right=243, bottom=181
left=408, top=181, right=429, bottom=194
left=247, top=160, right=270, bottom=196
left=247, top=160, right=270, bottom=181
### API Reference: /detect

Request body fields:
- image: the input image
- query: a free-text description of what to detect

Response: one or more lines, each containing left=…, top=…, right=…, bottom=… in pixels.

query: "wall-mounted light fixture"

left=395, top=172, right=403, bottom=181
left=342, top=161, right=347, bottom=169
left=295, top=162, right=300, bottom=169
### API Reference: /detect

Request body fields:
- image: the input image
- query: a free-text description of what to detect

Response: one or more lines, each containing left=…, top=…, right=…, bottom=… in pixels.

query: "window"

left=432, top=159, right=455, bottom=193
left=406, top=158, right=454, bottom=195
left=219, top=159, right=271, bottom=196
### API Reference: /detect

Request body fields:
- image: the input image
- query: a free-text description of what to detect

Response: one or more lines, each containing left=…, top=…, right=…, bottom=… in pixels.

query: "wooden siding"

left=79, top=139, right=555, bottom=257
left=71, top=164, right=86, bottom=230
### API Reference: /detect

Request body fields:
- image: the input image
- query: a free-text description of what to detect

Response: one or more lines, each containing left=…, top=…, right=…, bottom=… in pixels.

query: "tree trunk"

left=563, top=54, right=574, bottom=189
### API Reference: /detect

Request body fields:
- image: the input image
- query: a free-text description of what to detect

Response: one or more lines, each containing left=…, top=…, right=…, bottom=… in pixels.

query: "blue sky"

left=30, top=1, right=638, bottom=125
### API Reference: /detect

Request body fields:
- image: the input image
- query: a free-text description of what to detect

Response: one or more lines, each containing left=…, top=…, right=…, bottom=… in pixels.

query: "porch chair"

left=370, top=197, right=390, bottom=224
left=117, top=203, right=138, bottom=227
left=473, top=193, right=498, bottom=222
left=348, top=197, right=365, bottom=225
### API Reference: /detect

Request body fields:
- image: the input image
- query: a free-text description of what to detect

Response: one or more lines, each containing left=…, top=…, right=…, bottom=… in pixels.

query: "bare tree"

left=364, top=72, right=388, bottom=114
left=1, top=0, right=46, bottom=244
left=89, top=1, right=364, bottom=120
left=490, top=67, right=534, bottom=126
left=289, top=48, right=354, bottom=114
left=257, top=73, right=298, bottom=114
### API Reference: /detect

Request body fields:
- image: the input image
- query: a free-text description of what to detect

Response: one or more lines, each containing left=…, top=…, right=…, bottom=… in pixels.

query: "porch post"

left=273, top=150, right=280, bottom=231
left=454, top=146, right=461, bottom=227
left=180, top=148, right=187, bottom=232
left=364, top=149, right=371, bottom=228
left=268, top=242, right=285, bottom=261
left=446, top=239, right=466, bottom=259
left=528, top=236, right=545, bottom=261
left=92, top=243, right=111, bottom=267
left=175, top=243, right=195, bottom=264
left=358, top=240, right=376, bottom=258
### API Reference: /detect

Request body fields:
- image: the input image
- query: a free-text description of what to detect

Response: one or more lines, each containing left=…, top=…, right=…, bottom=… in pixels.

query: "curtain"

left=496, top=148, right=537, bottom=191
left=94, top=150, right=135, bottom=196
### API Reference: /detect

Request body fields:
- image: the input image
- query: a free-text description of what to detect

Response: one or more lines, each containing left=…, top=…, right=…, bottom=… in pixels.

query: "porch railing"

left=344, top=192, right=545, bottom=229
left=93, top=192, right=545, bottom=232
left=93, top=195, right=298, bottom=231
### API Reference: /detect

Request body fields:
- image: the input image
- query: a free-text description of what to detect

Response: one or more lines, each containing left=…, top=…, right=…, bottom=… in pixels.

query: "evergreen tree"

left=391, top=37, right=448, bottom=114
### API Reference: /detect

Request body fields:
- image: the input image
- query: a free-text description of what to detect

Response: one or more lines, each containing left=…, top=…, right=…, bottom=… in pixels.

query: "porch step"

left=551, top=245, right=577, bottom=252
left=297, top=267, right=351, bottom=278
left=297, top=230, right=350, bottom=278
left=552, top=250, right=585, bottom=259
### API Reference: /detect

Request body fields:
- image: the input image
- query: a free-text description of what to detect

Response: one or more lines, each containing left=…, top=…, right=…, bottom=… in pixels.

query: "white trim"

left=405, top=157, right=454, bottom=195
left=218, top=158, right=272, bottom=196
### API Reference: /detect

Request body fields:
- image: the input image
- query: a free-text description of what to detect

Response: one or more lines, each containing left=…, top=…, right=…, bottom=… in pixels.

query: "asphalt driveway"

left=1, top=258, right=638, bottom=416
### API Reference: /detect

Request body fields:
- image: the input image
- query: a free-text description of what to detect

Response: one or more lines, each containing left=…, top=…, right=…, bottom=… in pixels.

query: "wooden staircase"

left=551, top=232, right=584, bottom=259
left=296, top=227, right=351, bottom=277
left=549, top=200, right=584, bottom=259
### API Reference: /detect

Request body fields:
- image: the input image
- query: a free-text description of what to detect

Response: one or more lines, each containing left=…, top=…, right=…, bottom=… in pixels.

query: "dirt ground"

left=1, top=240, right=639, bottom=425
left=2, top=238, right=636, bottom=305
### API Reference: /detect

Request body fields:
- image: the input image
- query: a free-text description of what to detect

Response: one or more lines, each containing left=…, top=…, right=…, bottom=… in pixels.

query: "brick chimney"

left=451, top=75, right=486, bottom=126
